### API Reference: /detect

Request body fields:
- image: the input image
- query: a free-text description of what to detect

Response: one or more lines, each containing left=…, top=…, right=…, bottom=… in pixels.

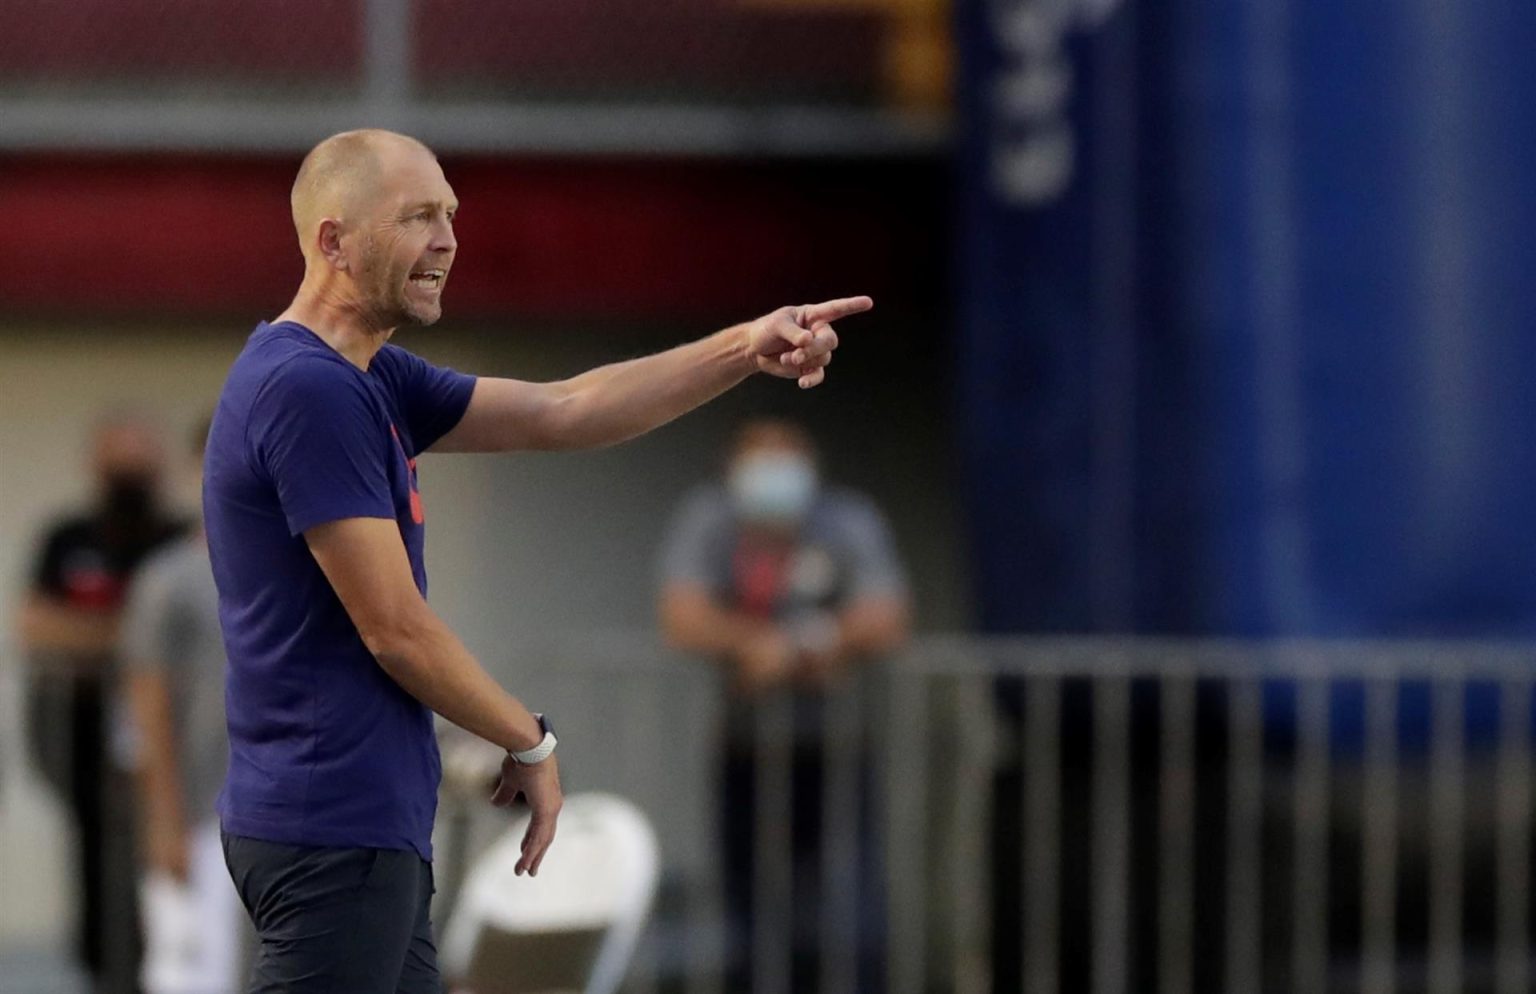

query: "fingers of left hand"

left=529, top=840, right=551, bottom=876
left=522, top=825, right=554, bottom=876
left=517, top=833, right=543, bottom=875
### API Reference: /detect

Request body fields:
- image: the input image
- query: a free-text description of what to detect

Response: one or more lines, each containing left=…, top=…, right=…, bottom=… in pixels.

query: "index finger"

left=799, top=295, right=873, bottom=326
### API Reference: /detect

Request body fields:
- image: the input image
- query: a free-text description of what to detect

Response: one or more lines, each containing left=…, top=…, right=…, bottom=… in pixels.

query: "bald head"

left=290, top=129, right=437, bottom=258
left=284, top=129, right=459, bottom=330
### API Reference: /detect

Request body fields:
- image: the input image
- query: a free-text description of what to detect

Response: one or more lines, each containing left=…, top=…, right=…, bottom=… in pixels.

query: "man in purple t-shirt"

left=202, top=127, right=871, bottom=993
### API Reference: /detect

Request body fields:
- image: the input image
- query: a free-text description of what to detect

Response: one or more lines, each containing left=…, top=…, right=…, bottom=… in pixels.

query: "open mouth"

left=409, top=269, right=446, bottom=291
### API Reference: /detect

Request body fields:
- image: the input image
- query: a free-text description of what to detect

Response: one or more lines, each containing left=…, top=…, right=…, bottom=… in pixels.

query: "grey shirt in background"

left=658, top=484, right=908, bottom=743
left=120, top=535, right=229, bottom=824
left=658, top=484, right=908, bottom=618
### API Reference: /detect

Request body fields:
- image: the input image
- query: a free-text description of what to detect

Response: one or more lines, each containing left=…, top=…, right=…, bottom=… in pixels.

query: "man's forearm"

left=831, top=597, right=911, bottom=662
left=127, top=671, right=190, bottom=862
left=19, top=595, right=120, bottom=657
left=438, top=300, right=852, bottom=454
left=660, top=586, right=765, bottom=661
left=548, top=324, right=755, bottom=449
left=369, top=609, right=544, bottom=754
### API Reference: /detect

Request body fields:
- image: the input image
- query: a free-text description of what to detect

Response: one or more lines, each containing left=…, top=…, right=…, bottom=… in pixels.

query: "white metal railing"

left=5, top=635, right=1536, bottom=994
left=437, top=635, right=1536, bottom=994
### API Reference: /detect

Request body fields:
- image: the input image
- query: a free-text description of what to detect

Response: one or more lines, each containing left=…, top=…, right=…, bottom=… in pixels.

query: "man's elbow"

left=532, top=382, right=644, bottom=451
left=858, top=599, right=912, bottom=656
left=866, top=625, right=909, bottom=659
left=357, top=609, right=438, bottom=680
left=658, top=593, right=715, bottom=653
left=16, top=595, right=54, bottom=647
left=523, top=382, right=597, bottom=451
left=658, top=602, right=691, bottom=651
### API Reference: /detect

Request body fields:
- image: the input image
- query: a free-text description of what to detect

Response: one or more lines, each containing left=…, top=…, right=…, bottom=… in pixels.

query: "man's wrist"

left=734, top=322, right=760, bottom=377
left=508, top=715, right=542, bottom=753
left=508, top=712, right=557, bottom=765
left=728, top=618, right=776, bottom=658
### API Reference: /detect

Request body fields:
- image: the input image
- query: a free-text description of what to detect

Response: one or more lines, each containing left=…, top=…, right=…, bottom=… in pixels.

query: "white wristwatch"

left=509, top=713, right=557, bottom=765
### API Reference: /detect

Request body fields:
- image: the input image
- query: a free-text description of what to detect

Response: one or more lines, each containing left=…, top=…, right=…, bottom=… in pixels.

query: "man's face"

left=728, top=423, right=820, bottom=527
left=93, top=423, right=162, bottom=484
left=348, top=145, right=459, bottom=329
left=92, top=422, right=165, bottom=515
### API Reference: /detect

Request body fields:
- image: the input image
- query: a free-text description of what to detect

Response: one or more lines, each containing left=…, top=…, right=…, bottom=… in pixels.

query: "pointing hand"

left=747, top=296, right=874, bottom=389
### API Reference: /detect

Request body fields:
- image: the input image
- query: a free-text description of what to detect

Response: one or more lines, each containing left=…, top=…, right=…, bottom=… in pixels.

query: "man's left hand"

left=748, top=296, right=873, bottom=389
left=491, top=752, right=563, bottom=877
left=795, top=645, right=849, bottom=690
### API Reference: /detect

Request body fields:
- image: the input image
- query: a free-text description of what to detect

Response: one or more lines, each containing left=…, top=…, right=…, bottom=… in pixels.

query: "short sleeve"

left=251, top=359, right=395, bottom=536
left=120, top=551, right=186, bottom=672
left=375, top=346, right=477, bottom=454
left=835, top=495, right=909, bottom=601
left=657, top=488, right=732, bottom=590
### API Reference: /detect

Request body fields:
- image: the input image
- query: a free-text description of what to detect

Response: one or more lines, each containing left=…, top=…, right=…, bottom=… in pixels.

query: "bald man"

left=202, top=129, right=871, bottom=993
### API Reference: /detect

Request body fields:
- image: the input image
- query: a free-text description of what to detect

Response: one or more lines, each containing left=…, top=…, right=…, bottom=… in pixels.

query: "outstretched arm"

left=432, top=297, right=872, bottom=453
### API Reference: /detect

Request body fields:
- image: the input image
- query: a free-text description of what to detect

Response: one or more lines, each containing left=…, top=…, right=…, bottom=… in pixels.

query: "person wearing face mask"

left=658, top=417, right=911, bottom=994
left=18, top=412, right=190, bottom=993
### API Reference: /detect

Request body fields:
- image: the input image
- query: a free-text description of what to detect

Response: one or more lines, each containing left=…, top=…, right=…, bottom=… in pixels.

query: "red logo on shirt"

left=63, top=565, right=125, bottom=611
left=731, top=539, right=791, bottom=618
left=389, top=425, right=426, bottom=525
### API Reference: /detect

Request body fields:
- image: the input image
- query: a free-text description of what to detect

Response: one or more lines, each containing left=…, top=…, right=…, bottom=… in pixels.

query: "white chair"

left=441, top=792, right=661, bottom=994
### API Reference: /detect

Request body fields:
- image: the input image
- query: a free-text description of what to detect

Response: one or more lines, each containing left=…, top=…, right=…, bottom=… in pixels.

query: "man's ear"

left=316, top=218, right=349, bottom=272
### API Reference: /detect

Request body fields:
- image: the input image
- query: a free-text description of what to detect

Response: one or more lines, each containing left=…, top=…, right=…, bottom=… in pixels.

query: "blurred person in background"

left=122, top=415, right=251, bottom=994
left=658, top=416, right=910, bottom=994
left=17, top=412, right=189, bottom=993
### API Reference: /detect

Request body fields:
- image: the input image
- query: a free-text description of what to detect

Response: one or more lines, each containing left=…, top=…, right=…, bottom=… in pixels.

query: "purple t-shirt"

left=203, top=321, right=476, bottom=859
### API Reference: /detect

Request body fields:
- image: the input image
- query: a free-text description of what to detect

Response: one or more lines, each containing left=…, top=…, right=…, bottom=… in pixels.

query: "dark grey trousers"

left=221, top=832, right=441, bottom=994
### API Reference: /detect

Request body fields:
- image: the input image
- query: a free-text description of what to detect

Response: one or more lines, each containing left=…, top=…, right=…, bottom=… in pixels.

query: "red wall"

left=1, top=155, right=941, bottom=325
left=0, top=0, right=877, bottom=101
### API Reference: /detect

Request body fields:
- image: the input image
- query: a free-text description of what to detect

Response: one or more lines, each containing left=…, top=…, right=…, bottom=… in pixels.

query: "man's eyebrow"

left=401, top=200, right=457, bottom=214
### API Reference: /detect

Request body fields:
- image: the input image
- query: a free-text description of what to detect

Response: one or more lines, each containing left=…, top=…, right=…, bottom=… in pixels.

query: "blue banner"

left=957, top=0, right=1536, bottom=641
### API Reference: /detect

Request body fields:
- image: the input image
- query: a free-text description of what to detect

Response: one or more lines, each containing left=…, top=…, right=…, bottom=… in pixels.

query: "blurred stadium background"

left=2, top=1, right=1535, bottom=993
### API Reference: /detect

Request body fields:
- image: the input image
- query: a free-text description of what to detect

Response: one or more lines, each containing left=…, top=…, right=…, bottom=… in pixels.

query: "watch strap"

left=510, top=713, right=557, bottom=765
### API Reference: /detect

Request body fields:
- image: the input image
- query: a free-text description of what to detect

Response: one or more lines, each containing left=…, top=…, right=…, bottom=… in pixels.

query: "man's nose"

left=431, top=218, right=457, bottom=254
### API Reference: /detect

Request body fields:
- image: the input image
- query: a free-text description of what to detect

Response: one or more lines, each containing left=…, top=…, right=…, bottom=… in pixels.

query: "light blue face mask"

left=729, top=453, right=819, bottom=525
